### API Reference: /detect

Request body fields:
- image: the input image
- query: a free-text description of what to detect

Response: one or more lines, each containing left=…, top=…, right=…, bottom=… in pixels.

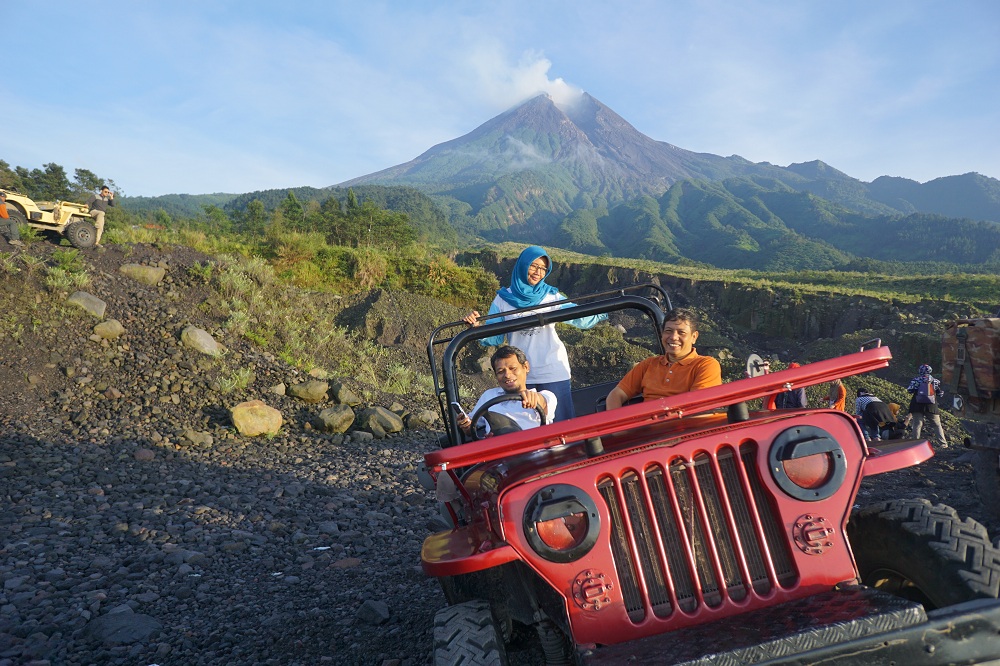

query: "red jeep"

left=421, top=286, right=1000, bottom=665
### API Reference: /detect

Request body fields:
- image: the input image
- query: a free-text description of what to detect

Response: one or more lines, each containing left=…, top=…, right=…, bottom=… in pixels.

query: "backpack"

left=915, top=380, right=936, bottom=404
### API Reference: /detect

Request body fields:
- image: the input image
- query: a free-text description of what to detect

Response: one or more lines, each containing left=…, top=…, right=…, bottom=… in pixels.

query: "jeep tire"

left=847, top=499, right=1000, bottom=609
left=433, top=600, right=509, bottom=666
left=64, top=220, right=98, bottom=249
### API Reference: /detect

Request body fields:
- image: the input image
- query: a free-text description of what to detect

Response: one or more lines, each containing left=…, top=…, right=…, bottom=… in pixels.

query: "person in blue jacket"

left=463, top=246, right=606, bottom=421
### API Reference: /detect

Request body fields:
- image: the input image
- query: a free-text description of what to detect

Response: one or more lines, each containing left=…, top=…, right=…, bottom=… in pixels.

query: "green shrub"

left=44, top=267, right=73, bottom=292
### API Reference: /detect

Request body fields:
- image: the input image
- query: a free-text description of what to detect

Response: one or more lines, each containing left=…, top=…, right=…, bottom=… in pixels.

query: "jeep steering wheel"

left=468, top=393, right=548, bottom=441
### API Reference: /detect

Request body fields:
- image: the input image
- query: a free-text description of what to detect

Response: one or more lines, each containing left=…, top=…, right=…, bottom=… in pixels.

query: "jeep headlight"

left=523, top=484, right=600, bottom=563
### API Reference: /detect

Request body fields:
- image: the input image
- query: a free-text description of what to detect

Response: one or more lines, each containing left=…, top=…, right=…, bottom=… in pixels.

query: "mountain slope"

left=554, top=177, right=1000, bottom=271
left=341, top=93, right=775, bottom=234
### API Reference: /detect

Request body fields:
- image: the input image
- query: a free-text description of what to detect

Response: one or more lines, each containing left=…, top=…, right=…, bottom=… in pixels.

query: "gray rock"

left=86, top=606, right=163, bottom=644
left=287, top=380, right=329, bottom=404
left=356, top=599, right=390, bottom=625
left=180, top=325, right=224, bottom=357
left=179, top=429, right=214, bottom=447
left=405, top=410, right=438, bottom=429
left=317, top=521, right=340, bottom=535
left=119, top=263, right=167, bottom=286
left=330, top=382, right=363, bottom=406
left=93, top=319, right=126, bottom=340
left=66, top=291, right=107, bottom=318
left=315, top=405, right=355, bottom=433
left=356, top=406, right=405, bottom=436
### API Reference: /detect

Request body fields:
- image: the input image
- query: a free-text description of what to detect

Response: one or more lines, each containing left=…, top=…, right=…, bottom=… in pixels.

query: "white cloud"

left=459, top=42, right=585, bottom=111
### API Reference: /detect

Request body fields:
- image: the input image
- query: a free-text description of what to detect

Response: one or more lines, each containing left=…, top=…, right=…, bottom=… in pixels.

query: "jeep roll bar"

left=426, top=284, right=672, bottom=448
left=424, top=345, right=903, bottom=472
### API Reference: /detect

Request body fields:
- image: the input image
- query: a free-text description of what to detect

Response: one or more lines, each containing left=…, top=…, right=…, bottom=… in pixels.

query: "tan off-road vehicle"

left=1, top=190, right=99, bottom=248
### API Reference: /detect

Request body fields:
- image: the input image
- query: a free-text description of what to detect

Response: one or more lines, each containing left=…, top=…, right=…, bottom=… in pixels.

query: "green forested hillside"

left=123, top=192, right=238, bottom=217
left=550, top=176, right=1000, bottom=271
left=223, top=185, right=457, bottom=244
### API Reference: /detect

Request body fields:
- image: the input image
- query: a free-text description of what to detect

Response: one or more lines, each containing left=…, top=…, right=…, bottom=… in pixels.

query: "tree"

left=203, top=204, right=233, bottom=234
left=280, top=191, right=305, bottom=230
left=72, top=168, right=104, bottom=198
left=14, top=163, right=73, bottom=200
left=0, top=160, right=26, bottom=192
left=242, top=199, right=268, bottom=236
left=346, top=199, right=416, bottom=249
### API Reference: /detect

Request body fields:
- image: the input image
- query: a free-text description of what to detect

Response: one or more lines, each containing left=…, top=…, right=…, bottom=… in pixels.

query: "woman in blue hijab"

left=463, top=246, right=606, bottom=421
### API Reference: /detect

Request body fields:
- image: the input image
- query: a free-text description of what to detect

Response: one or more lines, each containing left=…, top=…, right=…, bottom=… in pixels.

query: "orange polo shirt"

left=615, top=349, right=722, bottom=401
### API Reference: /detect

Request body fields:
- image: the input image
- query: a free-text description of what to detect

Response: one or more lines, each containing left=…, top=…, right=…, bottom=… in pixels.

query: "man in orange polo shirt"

left=605, top=308, right=722, bottom=409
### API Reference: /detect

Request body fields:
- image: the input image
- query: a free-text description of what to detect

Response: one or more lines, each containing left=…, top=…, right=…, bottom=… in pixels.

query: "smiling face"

left=493, top=353, right=530, bottom=394
left=525, top=257, right=548, bottom=286
left=661, top=317, right=699, bottom=361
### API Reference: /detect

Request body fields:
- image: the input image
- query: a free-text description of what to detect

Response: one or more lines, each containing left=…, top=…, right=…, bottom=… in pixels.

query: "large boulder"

left=355, top=406, right=404, bottom=438
left=315, top=405, right=355, bottom=433
left=230, top=400, right=282, bottom=437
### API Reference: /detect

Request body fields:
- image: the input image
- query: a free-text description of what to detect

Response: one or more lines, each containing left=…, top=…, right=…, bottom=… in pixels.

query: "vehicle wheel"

left=6, top=207, right=28, bottom=226
left=65, top=220, right=97, bottom=249
left=973, top=448, right=1000, bottom=524
left=5, top=208, right=28, bottom=239
left=433, top=600, right=509, bottom=666
left=847, top=499, right=1000, bottom=609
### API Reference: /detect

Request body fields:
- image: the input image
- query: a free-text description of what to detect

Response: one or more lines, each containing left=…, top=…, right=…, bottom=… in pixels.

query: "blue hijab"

left=497, top=246, right=559, bottom=308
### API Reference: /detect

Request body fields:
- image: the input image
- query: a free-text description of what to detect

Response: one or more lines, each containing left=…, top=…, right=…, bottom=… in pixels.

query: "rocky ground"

left=0, top=240, right=997, bottom=666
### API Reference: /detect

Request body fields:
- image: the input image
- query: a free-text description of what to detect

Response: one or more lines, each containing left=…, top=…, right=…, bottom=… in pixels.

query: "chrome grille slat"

left=599, top=443, right=798, bottom=624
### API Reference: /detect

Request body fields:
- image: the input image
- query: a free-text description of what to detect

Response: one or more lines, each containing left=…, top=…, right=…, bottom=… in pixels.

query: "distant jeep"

left=942, top=315, right=1000, bottom=525
left=1, top=190, right=99, bottom=248
left=420, top=285, right=1000, bottom=665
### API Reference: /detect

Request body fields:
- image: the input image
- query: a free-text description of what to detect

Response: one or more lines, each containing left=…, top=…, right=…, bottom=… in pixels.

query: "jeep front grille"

left=598, top=443, right=797, bottom=623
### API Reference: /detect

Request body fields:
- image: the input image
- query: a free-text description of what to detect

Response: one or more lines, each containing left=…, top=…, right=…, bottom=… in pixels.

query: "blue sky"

left=4, top=1, right=999, bottom=197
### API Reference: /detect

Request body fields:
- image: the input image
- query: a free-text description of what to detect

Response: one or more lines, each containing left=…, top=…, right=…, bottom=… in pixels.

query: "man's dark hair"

left=491, top=345, right=528, bottom=371
left=665, top=307, right=700, bottom=332
left=100, top=185, right=110, bottom=191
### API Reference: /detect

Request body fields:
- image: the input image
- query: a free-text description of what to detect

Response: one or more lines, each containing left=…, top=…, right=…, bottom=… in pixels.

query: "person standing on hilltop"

left=85, top=185, right=115, bottom=245
left=906, top=364, right=949, bottom=447
left=463, top=246, right=606, bottom=421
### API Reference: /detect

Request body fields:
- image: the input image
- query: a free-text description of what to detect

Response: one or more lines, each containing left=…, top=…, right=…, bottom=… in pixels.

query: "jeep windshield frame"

left=427, top=284, right=672, bottom=448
